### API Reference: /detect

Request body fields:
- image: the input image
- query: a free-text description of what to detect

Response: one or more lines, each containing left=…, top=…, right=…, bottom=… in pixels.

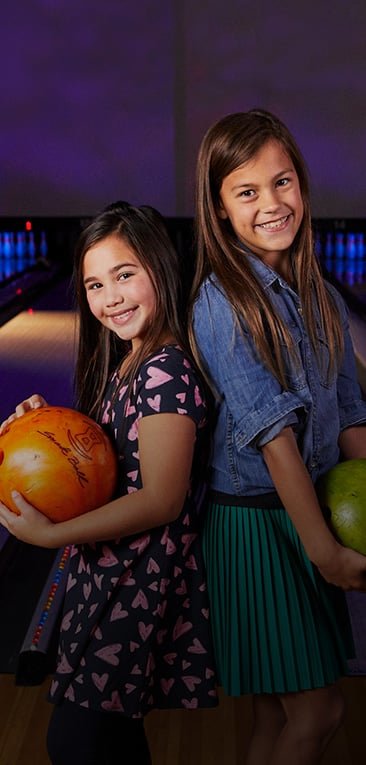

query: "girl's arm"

left=0, top=413, right=196, bottom=549
left=338, top=425, right=366, bottom=459
left=261, top=426, right=366, bottom=591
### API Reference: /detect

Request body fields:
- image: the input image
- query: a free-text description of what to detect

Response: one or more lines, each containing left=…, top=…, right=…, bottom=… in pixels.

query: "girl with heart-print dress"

left=0, top=202, right=218, bottom=765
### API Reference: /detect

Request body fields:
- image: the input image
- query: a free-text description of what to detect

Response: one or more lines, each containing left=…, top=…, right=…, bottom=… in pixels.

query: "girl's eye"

left=276, top=177, right=289, bottom=187
left=118, top=271, right=133, bottom=281
left=87, top=282, right=102, bottom=291
left=239, top=189, right=255, bottom=198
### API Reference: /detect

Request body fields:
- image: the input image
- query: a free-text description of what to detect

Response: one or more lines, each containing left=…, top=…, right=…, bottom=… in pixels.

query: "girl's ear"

left=217, top=199, right=228, bottom=220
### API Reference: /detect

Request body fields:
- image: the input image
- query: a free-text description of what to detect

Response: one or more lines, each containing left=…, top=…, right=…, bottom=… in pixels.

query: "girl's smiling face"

left=218, top=139, right=304, bottom=273
left=83, top=234, right=157, bottom=351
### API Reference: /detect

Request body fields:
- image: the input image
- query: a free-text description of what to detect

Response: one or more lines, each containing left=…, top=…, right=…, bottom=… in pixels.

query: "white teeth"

left=118, top=308, right=133, bottom=316
left=259, top=216, right=288, bottom=231
left=109, top=308, right=134, bottom=320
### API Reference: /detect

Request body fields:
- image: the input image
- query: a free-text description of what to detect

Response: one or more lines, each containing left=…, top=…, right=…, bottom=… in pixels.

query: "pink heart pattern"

left=145, top=366, right=174, bottom=389
left=48, top=346, right=217, bottom=717
left=92, top=672, right=109, bottom=692
left=110, top=602, right=128, bottom=621
left=146, top=394, right=161, bottom=412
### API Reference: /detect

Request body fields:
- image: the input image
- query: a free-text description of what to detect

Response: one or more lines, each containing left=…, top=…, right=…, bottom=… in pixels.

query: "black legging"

left=47, top=701, right=152, bottom=765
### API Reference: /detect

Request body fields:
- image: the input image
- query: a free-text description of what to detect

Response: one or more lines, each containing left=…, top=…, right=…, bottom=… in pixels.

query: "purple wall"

left=1, top=1, right=366, bottom=217
left=1, top=1, right=175, bottom=215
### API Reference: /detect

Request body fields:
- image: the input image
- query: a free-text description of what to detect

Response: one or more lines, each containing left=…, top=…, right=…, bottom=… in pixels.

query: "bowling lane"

left=0, top=277, right=76, bottom=421
left=0, top=276, right=76, bottom=553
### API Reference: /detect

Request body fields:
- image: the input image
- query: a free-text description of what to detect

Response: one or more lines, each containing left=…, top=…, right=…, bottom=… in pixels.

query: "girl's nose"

left=105, top=285, right=124, bottom=307
left=261, top=188, right=281, bottom=213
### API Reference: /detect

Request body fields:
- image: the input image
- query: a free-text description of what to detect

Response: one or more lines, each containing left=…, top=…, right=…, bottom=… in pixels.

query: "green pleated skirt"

left=202, top=501, right=354, bottom=696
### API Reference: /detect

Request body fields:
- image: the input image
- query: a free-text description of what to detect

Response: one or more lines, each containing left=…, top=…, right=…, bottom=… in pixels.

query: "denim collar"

left=235, top=242, right=298, bottom=296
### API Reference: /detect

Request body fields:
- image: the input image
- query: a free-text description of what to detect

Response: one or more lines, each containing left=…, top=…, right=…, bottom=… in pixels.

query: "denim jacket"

left=192, top=254, right=366, bottom=495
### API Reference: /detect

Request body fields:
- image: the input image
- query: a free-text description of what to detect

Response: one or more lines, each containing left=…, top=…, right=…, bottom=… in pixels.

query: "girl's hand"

left=262, top=428, right=366, bottom=592
left=316, top=544, right=366, bottom=591
left=0, top=394, right=48, bottom=434
left=0, top=492, right=58, bottom=548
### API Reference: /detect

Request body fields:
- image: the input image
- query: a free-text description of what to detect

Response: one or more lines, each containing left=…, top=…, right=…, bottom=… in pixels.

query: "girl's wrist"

left=42, top=521, right=69, bottom=549
left=305, top=536, right=341, bottom=568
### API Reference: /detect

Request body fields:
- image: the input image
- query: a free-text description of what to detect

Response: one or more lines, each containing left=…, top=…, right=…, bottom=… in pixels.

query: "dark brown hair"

left=189, top=109, right=343, bottom=387
left=74, top=201, right=188, bottom=418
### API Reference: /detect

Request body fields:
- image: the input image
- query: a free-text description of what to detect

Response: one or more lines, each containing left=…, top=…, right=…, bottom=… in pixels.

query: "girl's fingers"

left=15, top=394, right=47, bottom=416
left=0, top=394, right=48, bottom=433
left=0, top=413, right=17, bottom=433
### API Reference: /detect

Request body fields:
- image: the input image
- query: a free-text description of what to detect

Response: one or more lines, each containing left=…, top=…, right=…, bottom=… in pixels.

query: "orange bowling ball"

left=0, top=406, right=118, bottom=522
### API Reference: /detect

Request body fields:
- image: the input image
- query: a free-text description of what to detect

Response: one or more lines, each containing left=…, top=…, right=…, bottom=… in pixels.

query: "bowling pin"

left=324, top=231, right=333, bottom=274
left=16, top=231, right=26, bottom=258
left=345, top=233, right=356, bottom=285
left=335, top=232, right=345, bottom=260
left=27, top=231, right=36, bottom=261
left=40, top=230, right=48, bottom=258
left=3, top=232, right=13, bottom=258
left=356, top=233, right=364, bottom=260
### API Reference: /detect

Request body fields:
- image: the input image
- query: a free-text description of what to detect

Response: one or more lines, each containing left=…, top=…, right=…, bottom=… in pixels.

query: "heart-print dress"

left=49, top=345, right=218, bottom=717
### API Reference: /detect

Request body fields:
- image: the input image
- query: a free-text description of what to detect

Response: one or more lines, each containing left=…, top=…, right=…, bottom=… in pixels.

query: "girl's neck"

left=118, top=333, right=178, bottom=378
left=237, top=238, right=295, bottom=286
left=259, top=250, right=295, bottom=287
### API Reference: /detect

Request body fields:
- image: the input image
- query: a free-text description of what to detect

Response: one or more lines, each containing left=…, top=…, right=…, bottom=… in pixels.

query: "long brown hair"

left=189, top=109, right=343, bottom=387
left=74, top=201, right=188, bottom=418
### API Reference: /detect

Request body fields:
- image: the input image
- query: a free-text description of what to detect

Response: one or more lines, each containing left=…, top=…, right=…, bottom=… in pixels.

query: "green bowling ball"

left=318, top=459, right=366, bottom=555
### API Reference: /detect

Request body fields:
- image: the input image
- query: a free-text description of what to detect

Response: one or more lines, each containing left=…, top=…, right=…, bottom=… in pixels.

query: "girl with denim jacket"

left=189, top=109, right=366, bottom=764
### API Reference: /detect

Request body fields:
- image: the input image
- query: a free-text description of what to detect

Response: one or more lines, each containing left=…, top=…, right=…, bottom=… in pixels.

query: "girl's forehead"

left=222, top=140, right=295, bottom=183
left=85, top=235, right=137, bottom=261
left=82, top=236, right=142, bottom=276
left=240, top=139, right=290, bottom=166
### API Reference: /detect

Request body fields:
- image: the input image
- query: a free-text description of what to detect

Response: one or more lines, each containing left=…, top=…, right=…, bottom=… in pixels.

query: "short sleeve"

left=133, top=347, right=207, bottom=429
left=193, top=280, right=305, bottom=449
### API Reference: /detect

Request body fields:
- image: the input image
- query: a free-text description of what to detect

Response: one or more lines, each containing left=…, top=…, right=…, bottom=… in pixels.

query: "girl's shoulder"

left=137, top=345, right=201, bottom=386
left=194, top=275, right=234, bottom=318
left=134, top=345, right=207, bottom=419
left=193, top=276, right=242, bottom=345
left=196, top=273, right=227, bottom=299
left=141, top=343, right=191, bottom=366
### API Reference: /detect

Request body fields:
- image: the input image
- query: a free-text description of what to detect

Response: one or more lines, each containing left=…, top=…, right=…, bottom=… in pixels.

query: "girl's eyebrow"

left=231, top=167, right=295, bottom=191
left=83, top=262, right=137, bottom=286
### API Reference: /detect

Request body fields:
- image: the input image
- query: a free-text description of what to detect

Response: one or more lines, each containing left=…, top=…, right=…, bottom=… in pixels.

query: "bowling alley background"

left=1, top=4, right=366, bottom=762
left=1, top=2, right=366, bottom=333
left=1, top=0, right=366, bottom=560
left=0, top=1, right=366, bottom=219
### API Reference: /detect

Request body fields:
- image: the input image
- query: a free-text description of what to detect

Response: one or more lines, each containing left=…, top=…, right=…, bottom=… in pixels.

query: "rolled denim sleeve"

left=193, top=281, right=306, bottom=450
